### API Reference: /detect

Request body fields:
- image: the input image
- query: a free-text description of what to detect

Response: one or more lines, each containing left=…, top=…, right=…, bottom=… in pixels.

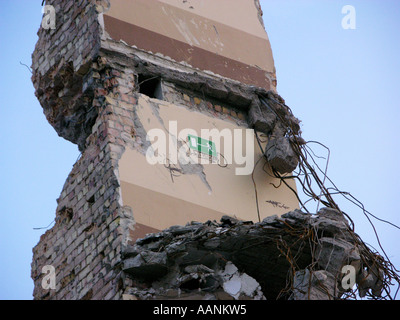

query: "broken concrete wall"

left=120, top=208, right=384, bottom=300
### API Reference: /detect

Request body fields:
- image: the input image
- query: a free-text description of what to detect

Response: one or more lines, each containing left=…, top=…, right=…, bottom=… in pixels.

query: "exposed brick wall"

left=30, top=5, right=125, bottom=299
left=31, top=0, right=102, bottom=149
left=31, top=57, right=137, bottom=300
left=32, top=0, right=100, bottom=77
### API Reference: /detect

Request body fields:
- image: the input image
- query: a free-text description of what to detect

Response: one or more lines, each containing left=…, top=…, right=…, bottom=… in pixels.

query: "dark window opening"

left=138, top=75, right=163, bottom=100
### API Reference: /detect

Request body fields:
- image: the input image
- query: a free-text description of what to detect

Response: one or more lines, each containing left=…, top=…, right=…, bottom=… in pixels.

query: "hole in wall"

left=58, top=207, right=74, bottom=225
left=87, top=195, right=95, bottom=206
left=138, top=75, right=163, bottom=100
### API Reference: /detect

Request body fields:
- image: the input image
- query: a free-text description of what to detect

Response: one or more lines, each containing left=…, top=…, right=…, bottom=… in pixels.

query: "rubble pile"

left=121, top=208, right=384, bottom=300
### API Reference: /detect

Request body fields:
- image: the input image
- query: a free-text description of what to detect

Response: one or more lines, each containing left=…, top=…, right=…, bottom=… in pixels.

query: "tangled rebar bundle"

left=254, top=92, right=400, bottom=300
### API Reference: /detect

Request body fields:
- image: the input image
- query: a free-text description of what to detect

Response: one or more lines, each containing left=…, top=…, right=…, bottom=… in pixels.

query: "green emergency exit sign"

left=188, top=134, right=217, bottom=157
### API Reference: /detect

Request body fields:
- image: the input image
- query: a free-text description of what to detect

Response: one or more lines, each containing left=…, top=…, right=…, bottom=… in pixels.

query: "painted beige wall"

left=119, top=95, right=299, bottom=231
left=157, top=0, right=268, bottom=39
left=106, top=0, right=274, bottom=73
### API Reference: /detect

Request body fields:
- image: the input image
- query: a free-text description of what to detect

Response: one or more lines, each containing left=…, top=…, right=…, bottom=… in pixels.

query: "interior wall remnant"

left=117, top=90, right=300, bottom=232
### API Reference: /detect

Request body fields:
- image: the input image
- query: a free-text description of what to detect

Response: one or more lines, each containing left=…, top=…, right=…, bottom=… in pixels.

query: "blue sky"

left=0, top=1, right=399, bottom=299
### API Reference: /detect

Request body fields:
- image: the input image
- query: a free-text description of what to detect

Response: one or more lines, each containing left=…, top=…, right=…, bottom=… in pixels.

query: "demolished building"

left=31, top=0, right=397, bottom=300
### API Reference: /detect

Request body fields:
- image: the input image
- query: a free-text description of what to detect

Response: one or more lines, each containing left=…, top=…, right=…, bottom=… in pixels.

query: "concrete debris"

left=248, top=92, right=302, bottom=175
left=265, top=136, right=299, bottom=174
left=218, top=262, right=265, bottom=300
left=248, top=100, right=276, bottom=135
left=123, top=259, right=265, bottom=301
left=123, top=250, right=168, bottom=281
left=315, top=237, right=361, bottom=274
left=121, top=207, right=385, bottom=300
left=291, top=269, right=336, bottom=300
left=358, top=265, right=384, bottom=298
left=312, top=207, right=353, bottom=240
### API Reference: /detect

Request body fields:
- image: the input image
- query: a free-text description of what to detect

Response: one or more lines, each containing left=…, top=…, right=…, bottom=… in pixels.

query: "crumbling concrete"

left=248, top=91, right=301, bottom=174
left=120, top=208, right=383, bottom=300
left=265, top=136, right=299, bottom=174
left=292, top=269, right=337, bottom=300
